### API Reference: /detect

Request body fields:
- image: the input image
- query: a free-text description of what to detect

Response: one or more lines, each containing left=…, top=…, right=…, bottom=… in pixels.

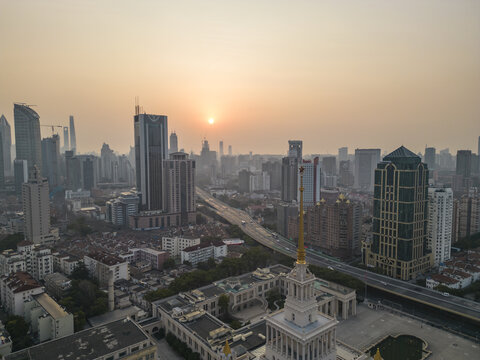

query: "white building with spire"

left=264, top=166, right=338, bottom=360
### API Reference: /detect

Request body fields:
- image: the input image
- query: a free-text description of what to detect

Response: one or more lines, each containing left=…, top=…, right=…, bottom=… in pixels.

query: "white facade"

left=0, top=243, right=53, bottom=281
left=106, top=191, right=139, bottom=226
left=0, top=272, right=44, bottom=315
left=84, top=253, right=129, bottom=286
left=427, top=188, right=453, bottom=266
left=250, top=171, right=271, bottom=192
left=181, top=242, right=227, bottom=266
left=24, top=292, right=74, bottom=343
left=300, top=159, right=321, bottom=207
left=161, top=236, right=200, bottom=258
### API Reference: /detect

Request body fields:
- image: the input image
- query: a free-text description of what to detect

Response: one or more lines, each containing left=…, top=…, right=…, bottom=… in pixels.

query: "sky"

left=1, top=0, right=479, bottom=156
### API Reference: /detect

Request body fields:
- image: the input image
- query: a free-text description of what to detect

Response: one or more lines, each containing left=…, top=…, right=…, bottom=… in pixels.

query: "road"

left=197, top=187, right=480, bottom=324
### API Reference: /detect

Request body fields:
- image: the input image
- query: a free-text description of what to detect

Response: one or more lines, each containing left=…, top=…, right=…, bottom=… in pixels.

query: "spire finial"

left=223, top=339, right=232, bottom=357
left=297, top=166, right=306, bottom=264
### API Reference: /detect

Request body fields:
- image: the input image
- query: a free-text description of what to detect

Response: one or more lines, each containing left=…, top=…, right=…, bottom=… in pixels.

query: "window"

left=292, top=313, right=295, bottom=321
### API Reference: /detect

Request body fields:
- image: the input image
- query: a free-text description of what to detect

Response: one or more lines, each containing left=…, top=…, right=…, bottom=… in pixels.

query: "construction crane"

left=40, top=124, right=63, bottom=136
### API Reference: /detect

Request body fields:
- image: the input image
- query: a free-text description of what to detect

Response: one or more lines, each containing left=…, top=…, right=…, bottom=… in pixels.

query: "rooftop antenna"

left=134, top=96, right=140, bottom=115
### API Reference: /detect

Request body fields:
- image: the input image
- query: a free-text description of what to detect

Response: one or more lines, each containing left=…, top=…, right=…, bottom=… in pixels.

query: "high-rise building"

left=322, top=156, right=336, bottom=176
left=300, top=158, right=321, bottom=207
left=438, top=148, right=454, bottom=170
left=478, top=136, right=480, bottom=171
left=106, top=191, right=139, bottom=226
left=0, top=115, right=12, bottom=177
left=41, top=135, right=61, bottom=188
left=281, top=156, right=298, bottom=202
left=427, top=188, right=453, bottom=267
left=14, top=159, right=28, bottom=196
left=306, top=194, right=362, bottom=260
left=338, top=160, right=354, bottom=187
left=265, top=167, right=338, bottom=360
left=364, top=146, right=432, bottom=280
left=219, top=140, right=224, bottom=157
left=14, top=104, right=42, bottom=175
left=276, top=202, right=298, bottom=238
left=238, top=169, right=251, bottom=193
left=262, top=161, right=282, bottom=191
left=228, top=145, right=232, bottom=156
left=134, top=113, right=168, bottom=211
left=63, top=126, right=69, bottom=152
left=454, top=189, right=480, bottom=241
left=22, top=167, right=51, bottom=244
left=456, top=150, right=472, bottom=178
left=69, top=115, right=76, bottom=154
left=338, top=147, right=348, bottom=163
left=288, top=140, right=302, bottom=162
left=66, top=153, right=99, bottom=191
left=424, top=147, right=436, bottom=171
left=169, top=132, right=178, bottom=154
left=0, top=136, right=4, bottom=188
left=162, top=152, right=196, bottom=225
left=100, top=143, right=116, bottom=182
left=354, top=148, right=381, bottom=192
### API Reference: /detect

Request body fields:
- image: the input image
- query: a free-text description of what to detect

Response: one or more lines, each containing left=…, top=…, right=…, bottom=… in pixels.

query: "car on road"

left=328, top=266, right=334, bottom=270
left=381, top=281, right=388, bottom=286
left=241, top=220, right=246, bottom=225
left=285, top=247, right=290, bottom=251
left=442, top=292, right=450, bottom=297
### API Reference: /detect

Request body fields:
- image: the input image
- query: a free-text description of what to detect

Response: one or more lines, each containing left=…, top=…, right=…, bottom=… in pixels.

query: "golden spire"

left=223, top=339, right=232, bottom=356
left=297, top=166, right=306, bottom=264
left=374, top=348, right=382, bottom=360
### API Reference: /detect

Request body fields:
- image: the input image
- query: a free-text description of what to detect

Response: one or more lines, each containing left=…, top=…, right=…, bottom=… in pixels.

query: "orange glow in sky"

left=0, top=1, right=479, bottom=155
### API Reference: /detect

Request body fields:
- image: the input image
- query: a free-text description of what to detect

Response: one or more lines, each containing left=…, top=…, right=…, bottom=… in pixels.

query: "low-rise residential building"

left=53, top=253, right=81, bottom=276
left=44, top=272, right=71, bottom=300
left=24, top=293, right=74, bottom=343
left=0, top=242, right=53, bottom=281
left=0, top=272, right=44, bottom=315
left=181, top=241, right=227, bottom=266
left=84, top=252, right=130, bottom=287
left=127, top=248, right=169, bottom=270
left=162, top=236, right=200, bottom=258
left=5, top=318, right=156, bottom=360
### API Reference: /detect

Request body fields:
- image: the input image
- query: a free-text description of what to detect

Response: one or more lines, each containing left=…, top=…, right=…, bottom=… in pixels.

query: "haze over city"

left=1, top=0, right=479, bottom=154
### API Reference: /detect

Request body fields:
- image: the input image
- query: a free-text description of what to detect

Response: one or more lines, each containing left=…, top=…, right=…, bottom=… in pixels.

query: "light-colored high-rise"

left=0, top=115, right=12, bottom=177
left=69, top=115, right=76, bottom=154
left=134, top=113, right=168, bottom=211
left=14, top=103, right=42, bottom=175
left=265, top=167, right=338, bottom=360
left=63, top=126, right=69, bottom=152
left=354, top=148, right=381, bottom=192
left=22, top=167, right=51, bottom=244
left=427, top=188, right=453, bottom=266
left=162, top=152, right=196, bottom=225
left=299, top=157, right=321, bottom=207
left=169, top=131, right=178, bottom=154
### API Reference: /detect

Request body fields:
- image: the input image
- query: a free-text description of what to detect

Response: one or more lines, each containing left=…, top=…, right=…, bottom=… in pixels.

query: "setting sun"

left=208, top=118, right=214, bottom=125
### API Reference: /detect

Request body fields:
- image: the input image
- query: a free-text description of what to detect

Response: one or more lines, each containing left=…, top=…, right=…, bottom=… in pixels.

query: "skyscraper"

left=454, top=189, right=480, bottom=240
left=427, top=188, right=453, bottom=266
left=288, top=140, right=302, bottom=162
left=228, top=145, right=232, bottom=156
left=134, top=113, right=168, bottom=211
left=41, top=135, right=61, bottom=188
left=0, top=136, right=4, bottom=188
left=424, top=147, right=436, bottom=171
left=338, top=146, right=348, bottom=162
left=300, top=157, right=321, bottom=207
left=456, top=150, right=472, bottom=178
left=322, top=156, right=336, bottom=176
left=14, top=103, right=42, bottom=175
left=0, top=115, right=12, bottom=177
left=100, top=143, right=115, bottom=182
left=364, top=146, right=432, bottom=280
left=63, top=126, right=69, bottom=152
left=163, top=152, right=196, bottom=225
left=169, top=132, right=178, bottom=154
left=22, top=166, right=51, bottom=244
left=69, top=115, right=76, bottom=154
left=14, top=159, right=28, bottom=196
left=219, top=140, right=224, bottom=157
left=265, top=167, right=338, bottom=360
left=354, top=148, right=381, bottom=192
left=281, top=156, right=298, bottom=202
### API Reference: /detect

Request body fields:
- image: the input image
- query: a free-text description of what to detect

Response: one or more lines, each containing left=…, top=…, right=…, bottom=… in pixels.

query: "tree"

left=5, top=316, right=33, bottom=351
left=164, top=257, right=176, bottom=269
left=218, top=294, right=230, bottom=314
left=230, top=320, right=242, bottom=330
left=70, top=262, right=90, bottom=280
left=0, top=233, right=24, bottom=251
left=266, top=288, right=283, bottom=310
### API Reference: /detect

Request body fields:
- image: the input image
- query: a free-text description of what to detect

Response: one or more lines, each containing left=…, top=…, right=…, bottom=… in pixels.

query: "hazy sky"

left=1, top=0, right=479, bottom=156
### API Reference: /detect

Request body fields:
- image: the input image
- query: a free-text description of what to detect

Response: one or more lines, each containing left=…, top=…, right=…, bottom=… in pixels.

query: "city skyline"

left=1, top=0, right=479, bottom=155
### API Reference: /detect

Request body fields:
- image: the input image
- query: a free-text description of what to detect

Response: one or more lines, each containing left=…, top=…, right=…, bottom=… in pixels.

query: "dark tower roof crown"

left=383, top=146, right=419, bottom=161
